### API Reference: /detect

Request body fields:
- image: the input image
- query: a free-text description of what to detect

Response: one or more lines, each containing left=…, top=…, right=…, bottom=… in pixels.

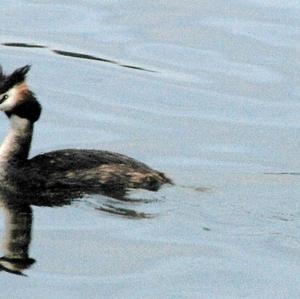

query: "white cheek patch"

left=0, top=86, right=21, bottom=112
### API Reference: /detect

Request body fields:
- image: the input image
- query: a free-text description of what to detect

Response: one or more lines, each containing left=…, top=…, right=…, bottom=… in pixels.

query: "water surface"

left=0, top=1, right=300, bottom=298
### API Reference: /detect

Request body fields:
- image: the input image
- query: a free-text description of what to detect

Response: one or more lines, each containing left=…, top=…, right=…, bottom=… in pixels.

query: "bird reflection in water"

left=0, top=182, right=154, bottom=276
left=0, top=193, right=34, bottom=276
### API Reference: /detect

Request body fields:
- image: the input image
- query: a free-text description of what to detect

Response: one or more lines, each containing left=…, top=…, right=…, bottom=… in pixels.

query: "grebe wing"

left=17, top=149, right=171, bottom=197
left=27, top=149, right=152, bottom=172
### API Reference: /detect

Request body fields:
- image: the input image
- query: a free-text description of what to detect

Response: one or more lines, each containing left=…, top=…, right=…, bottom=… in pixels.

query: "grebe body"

left=0, top=65, right=171, bottom=198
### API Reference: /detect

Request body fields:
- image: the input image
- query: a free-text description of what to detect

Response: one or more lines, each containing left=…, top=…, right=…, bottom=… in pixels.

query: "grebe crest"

left=0, top=65, right=171, bottom=199
left=0, top=65, right=41, bottom=122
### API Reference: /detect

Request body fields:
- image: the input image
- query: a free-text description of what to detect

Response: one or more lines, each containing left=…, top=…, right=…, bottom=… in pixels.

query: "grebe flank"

left=0, top=65, right=171, bottom=198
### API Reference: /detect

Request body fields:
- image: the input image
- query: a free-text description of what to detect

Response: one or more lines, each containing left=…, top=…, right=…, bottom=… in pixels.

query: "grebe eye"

left=0, top=94, right=8, bottom=104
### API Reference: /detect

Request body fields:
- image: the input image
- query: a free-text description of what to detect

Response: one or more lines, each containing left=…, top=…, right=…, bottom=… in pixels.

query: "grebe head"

left=0, top=65, right=41, bottom=123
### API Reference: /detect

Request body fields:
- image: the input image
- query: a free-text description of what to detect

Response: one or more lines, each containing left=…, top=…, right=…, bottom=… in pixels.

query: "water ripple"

left=2, top=42, right=157, bottom=73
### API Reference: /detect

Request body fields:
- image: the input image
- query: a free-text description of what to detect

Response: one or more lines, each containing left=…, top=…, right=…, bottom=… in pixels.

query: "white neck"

left=0, top=115, right=33, bottom=168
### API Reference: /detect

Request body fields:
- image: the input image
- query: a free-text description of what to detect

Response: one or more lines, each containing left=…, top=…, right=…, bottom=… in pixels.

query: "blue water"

left=0, top=1, right=300, bottom=298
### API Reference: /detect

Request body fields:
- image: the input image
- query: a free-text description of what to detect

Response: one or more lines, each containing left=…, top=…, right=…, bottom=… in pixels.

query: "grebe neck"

left=0, top=115, right=33, bottom=167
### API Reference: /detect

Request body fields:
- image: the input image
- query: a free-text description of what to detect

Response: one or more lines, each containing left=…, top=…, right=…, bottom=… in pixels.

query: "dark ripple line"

left=2, top=42, right=45, bottom=48
left=95, top=204, right=154, bottom=219
left=2, top=42, right=157, bottom=73
left=52, top=49, right=116, bottom=64
left=264, top=172, right=300, bottom=176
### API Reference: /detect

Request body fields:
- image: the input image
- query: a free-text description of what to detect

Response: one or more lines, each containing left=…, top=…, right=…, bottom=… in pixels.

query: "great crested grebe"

left=0, top=65, right=171, bottom=198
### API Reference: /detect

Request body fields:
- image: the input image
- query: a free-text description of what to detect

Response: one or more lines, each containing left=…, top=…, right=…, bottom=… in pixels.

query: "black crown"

left=0, top=65, right=31, bottom=94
